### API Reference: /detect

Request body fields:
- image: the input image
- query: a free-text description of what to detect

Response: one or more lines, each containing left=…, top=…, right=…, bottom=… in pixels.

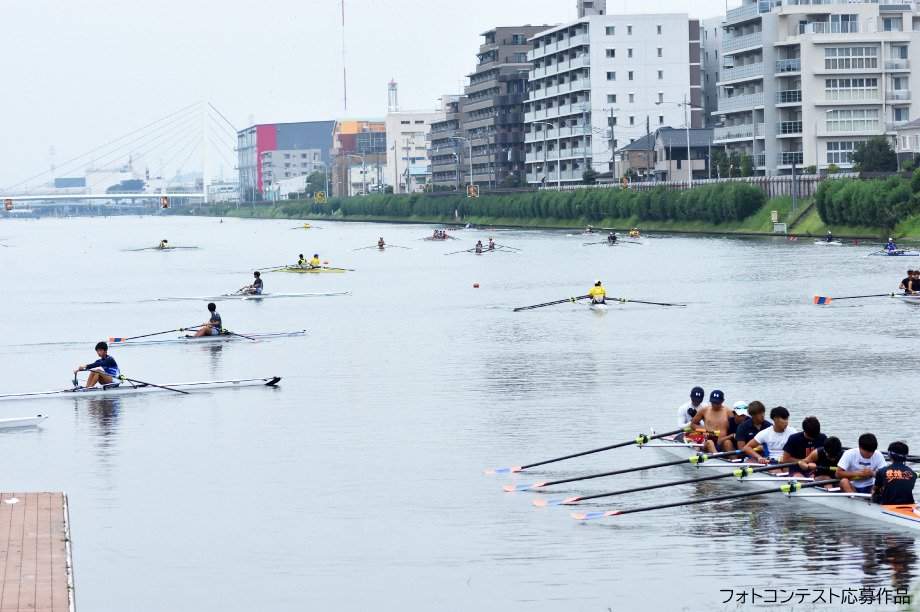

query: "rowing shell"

left=127, top=247, right=199, bottom=251
left=653, top=435, right=920, bottom=532
left=590, top=302, right=608, bottom=312
left=0, top=416, right=48, bottom=428
left=0, top=377, right=281, bottom=401
left=156, top=292, right=351, bottom=301
left=869, top=251, right=919, bottom=257
left=272, top=267, right=348, bottom=274
left=110, top=330, right=307, bottom=346
left=814, top=240, right=842, bottom=246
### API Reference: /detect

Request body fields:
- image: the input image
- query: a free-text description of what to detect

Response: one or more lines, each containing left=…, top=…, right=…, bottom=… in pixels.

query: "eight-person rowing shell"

left=73, top=342, right=121, bottom=389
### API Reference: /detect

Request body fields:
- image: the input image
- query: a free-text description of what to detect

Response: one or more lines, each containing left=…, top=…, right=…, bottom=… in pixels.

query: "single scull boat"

left=110, top=330, right=307, bottom=346
left=156, top=292, right=351, bottom=301
left=0, top=416, right=48, bottom=428
left=0, top=377, right=281, bottom=401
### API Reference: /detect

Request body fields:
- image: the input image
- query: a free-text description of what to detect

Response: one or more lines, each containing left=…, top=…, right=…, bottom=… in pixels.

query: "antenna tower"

left=342, top=0, right=347, bottom=113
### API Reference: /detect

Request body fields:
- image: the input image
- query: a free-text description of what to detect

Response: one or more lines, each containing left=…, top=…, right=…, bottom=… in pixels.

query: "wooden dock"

left=0, top=493, right=74, bottom=611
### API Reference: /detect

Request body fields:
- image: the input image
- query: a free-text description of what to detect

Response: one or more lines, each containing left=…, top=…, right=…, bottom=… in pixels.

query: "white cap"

left=733, top=400, right=748, bottom=411
left=594, top=279, right=601, bottom=284
left=890, top=238, right=894, bottom=241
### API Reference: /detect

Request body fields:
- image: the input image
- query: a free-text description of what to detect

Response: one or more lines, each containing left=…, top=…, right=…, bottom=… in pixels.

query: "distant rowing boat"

left=0, top=377, right=281, bottom=401
left=0, top=416, right=48, bottom=428
left=869, top=250, right=919, bottom=257
left=110, top=330, right=307, bottom=346
left=156, top=292, right=351, bottom=301
left=814, top=240, right=842, bottom=246
left=127, top=246, right=199, bottom=252
left=271, top=266, right=350, bottom=273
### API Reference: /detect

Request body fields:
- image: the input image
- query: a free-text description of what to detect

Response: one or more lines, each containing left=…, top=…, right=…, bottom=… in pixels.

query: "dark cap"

left=690, top=387, right=704, bottom=402
left=710, top=390, right=725, bottom=403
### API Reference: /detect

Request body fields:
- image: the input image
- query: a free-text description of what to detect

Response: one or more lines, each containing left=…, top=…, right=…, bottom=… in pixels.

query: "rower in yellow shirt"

left=309, top=253, right=321, bottom=269
left=589, top=279, right=606, bottom=305
left=297, top=254, right=308, bottom=267
left=157, top=239, right=169, bottom=250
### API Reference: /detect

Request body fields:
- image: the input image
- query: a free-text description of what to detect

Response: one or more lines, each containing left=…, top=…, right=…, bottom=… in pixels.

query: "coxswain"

left=298, top=254, right=308, bottom=267
left=488, top=238, right=496, bottom=251
left=826, top=231, right=835, bottom=243
left=190, top=302, right=223, bottom=337
left=157, top=239, right=169, bottom=250
left=744, top=406, right=796, bottom=465
left=888, top=238, right=899, bottom=252
left=900, top=269, right=914, bottom=293
left=873, top=442, right=917, bottom=505
left=475, top=240, right=484, bottom=254
left=243, top=271, right=263, bottom=295
left=73, top=342, right=121, bottom=388
left=798, top=436, right=843, bottom=489
left=689, top=390, right=732, bottom=453
left=607, top=232, right=617, bottom=244
left=837, top=433, right=887, bottom=495
left=677, top=386, right=706, bottom=428
left=378, top=237, right=386, bottom=250
left=588, top=280, right=607, bottom=305
left=309, top=254, right=321, bottom=268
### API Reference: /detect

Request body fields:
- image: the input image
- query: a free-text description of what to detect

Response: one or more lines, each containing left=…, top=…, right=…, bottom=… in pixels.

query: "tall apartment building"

left=701, top=17, right=724, bottom=128
left=577, top=0, right=606, bottom=18
left=715, top=0, right=920, bottom=175
left=524, top=14, right=701, bottom=185
left=237, top=121, right=334, bottom=200
left=430, top=95, right=469, bottom=187
left=429, top=25, right=549, bottom=189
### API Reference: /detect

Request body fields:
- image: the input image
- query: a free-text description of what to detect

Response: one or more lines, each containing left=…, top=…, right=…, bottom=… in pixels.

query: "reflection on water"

left=79, top=397, right=120, bottom=447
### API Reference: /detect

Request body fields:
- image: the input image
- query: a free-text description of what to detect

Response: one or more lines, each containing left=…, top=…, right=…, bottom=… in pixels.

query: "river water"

left=0, top=215, right=918, bottom=611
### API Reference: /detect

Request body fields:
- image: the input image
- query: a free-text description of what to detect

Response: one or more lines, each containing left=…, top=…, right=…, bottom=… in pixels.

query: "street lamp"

left=814, top=109, right=832, bottom=174
left=448, top=136, right=473, bottom=189
left=656, top=95, right=700, bottom=188
left=532, top=120, right=560, bottom=189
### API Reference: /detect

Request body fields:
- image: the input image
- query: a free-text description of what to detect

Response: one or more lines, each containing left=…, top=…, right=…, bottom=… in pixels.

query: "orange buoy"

left=473, top=283, right=480, bottom=288
left=323, top=260, right=329, bottom=265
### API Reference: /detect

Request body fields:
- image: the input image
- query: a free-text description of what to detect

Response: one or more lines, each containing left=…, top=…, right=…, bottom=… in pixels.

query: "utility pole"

left=708, top=138, right=712, bottom=179
left=608, top=109, right=616, bottom=178
left=582, top=105, right=588, bottom=178
left=685, top=94, right=692, bottom=189
left=404, top=138, right=413, bottom=194
left=646, top=116, right=652, bottom=182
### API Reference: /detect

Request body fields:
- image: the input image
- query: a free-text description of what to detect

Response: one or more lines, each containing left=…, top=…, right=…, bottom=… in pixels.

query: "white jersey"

left=838, top=448, right=887, bottom=488
left=753, top=426, right=798, bottom=460
left=677, top=401, right=703, bottom=428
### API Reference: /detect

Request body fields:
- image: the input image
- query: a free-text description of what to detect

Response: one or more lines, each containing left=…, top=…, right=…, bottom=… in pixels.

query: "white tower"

left=388, top=79, right=399, bottom=113
left=577, top=0, right=606, bottom=17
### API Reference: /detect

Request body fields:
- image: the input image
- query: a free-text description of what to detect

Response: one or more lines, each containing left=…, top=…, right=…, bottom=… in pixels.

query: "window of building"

left=659, top=115, right=664, bottom=124
left=714, top=28, right=718, bottom=37
left=515, top=52, right=528, bottom=62
left=302, top=163, right=308, bottom=168
left=607, top=71, right=616, bottom=80
left=705, top=73, right=709, bottom=83
left=284, top=154, right=290, bottom=159
left=825, top=78, right=878, bottom=100
left=628, top=71, right=634, bottom=80
left=894, top=76, right=909, bottom=90
left=401, top=120, right=410, bottom=124
left=716, top=71, right=719, bottom=81
left=415, top=120, right=425, bottom=124
left=607, top=94, right=617, bottom=103
left=630, top=116, right=635, bottom=125
left=658, top=92, right=664, bottom=102
left=895, top=107, right=910, bottom=122
left=627, top=25, right=633, bottom=35
left=511, top=34, right=526, bottom=45
left=629, top=93, right=635, bottom=103
left=657, top=47, right=663, bottom=57
left=657, top=25, right=662, bottom=34
left=285, top=172, right=291, bottom=177
left=628, top=48, right=633, bottom=58
left=658, top=70, right=663, bottom=79
left=893, top=45, right=908, bottom=60
left=827, top=141, right=862, bottom=164
left=826, top=109, right=879, bottom=132
left=606, top=26, right=615, bottom=35
left=824, top=47, right=878, bottom=70
left=884, top=18, right=901, bottom=32
left=611, top=116, right=617, bottom=125
left=606, top=49, right=615, bottom=58
left=284, top=163, right=290, bottom=168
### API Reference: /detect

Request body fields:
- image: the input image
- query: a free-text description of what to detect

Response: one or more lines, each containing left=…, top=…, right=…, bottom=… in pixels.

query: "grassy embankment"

left=179, top=195, right=895, bottom=237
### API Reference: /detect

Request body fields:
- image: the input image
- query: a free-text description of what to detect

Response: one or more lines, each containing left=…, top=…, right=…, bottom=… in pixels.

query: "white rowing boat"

left=653, top=435, right=920, bottom=532
left=0, top=377, right=281, bottom=401
left=814, top=240, right=842, bottom=246
left=590, top=303, right=608, bottom=312
left=110, top=330, right=307, bottom=346
left=0, top=416, right=48, bottom=428
left=156, top=292, right=351, bottom=301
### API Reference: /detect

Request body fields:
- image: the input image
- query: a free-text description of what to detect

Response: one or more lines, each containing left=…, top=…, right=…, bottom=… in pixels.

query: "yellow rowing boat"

left=272, top=266, right=348, bottom=274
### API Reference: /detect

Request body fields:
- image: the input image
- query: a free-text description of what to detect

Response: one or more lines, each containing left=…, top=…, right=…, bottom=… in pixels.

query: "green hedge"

left=815, top=176, right=915, bottom=230
left=267, top=181, right=766, bottom=225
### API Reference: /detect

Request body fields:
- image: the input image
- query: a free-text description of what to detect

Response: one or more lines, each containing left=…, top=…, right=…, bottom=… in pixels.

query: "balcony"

left=757, top=123, right=766, bottom=137
left=714, top=124, right=755, bottom=140
left=776, top=90, right=803, bottom=104
left=722, top=62, right=764, bottom=83
left=716, top=92, right=765, bottom=113
left=777, top=121, right=803, bottom=134
left=726, top=2, right=759, bottom=24
left=886, top=59, right=911, bottom=70
left=797, top=21, right=866, bottom=35
left=778, top=152, right=804, bottom=165
left=775, top=58, right=801, bottom=73
left=887, top=90, right=912, bottom=101
left=722, top=31, right=763, bottom=53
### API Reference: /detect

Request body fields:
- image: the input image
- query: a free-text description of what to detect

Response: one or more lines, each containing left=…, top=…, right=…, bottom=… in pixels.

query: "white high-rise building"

left=524, top=13, right=702, bottom=185
left=716, top=0, right=920, bottom=174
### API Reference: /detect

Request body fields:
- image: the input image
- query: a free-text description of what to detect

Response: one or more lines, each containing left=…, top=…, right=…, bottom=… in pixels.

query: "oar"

left=79, top=372, right=189, bottom=395
left=502, top=449, right=749, bottom=492
left=571, top=479, right=843, bottom=520
left=483, top=427, right=716, bottom=474
left=443, top=249, right=476, bottom=256
left=611, top=297, right=686, bottom=307
left=347, top=245, right=380, bottom=252
left=254, top=265, right=290, bottom=271
left=219, top=329, right=262, bottom=343
left=495, top=244, right=521, bottom=251
left=813, top=293, right=896, bottom=305
left=513, top=294, right=592, bottom=312
left=110, top=326, right=202, bottom=343
left=385, top=245, right=416, bottom=250
left=535, top=461, right=807, bottom=507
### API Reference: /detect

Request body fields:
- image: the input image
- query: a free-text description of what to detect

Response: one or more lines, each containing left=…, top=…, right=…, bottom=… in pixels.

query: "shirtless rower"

left=689, top=390, right=732, bottom=453
left=378, top=237, right=386, bottom=250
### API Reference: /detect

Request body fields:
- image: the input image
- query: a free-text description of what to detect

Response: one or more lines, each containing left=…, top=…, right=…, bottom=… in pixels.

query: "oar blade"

left=571, top=510, right=621, bottom=520
left=814, top=296, right=832, bottom=305
left=533, top=497, right=580, bottom=507
left=502, top=482, right=546, bottom=492
left=483, top=466, right=522, bottom=475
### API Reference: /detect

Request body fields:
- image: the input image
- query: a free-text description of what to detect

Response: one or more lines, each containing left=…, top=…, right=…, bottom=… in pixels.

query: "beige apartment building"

left=716, top=0, right=920, bottom=174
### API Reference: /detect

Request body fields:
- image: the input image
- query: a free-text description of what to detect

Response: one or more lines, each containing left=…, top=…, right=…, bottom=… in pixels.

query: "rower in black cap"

left=677, top=386, right=705, bottom=428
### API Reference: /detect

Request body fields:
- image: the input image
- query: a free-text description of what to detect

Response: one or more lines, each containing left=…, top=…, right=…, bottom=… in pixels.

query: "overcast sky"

left=0, top=0, right=730, bottom=190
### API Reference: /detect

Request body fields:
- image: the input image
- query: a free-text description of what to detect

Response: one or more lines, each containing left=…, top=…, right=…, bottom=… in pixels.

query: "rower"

left=297, top=254, right=308, bottom=267
left=873, top=442, right=917, bottom=505
left=630, top=228, right=640, bottom=238
left=589, top=280, right=606, bottom=305
left=378, top=237, right=386, bottom=250
left=157, top=239, right=169, bottom=250
left=190, top=303, right=222, bottom=337
left=734, top=401, right=771, bottom=454
left=826, top=231, right=835, bottom=243
left=911, top=269, right=920, bottom=293
left=488, top=238, right=496, bottom=251
left=74, top=342, right=121, bottom=388
left=475, top=240, right=484, bottom=254
left=716, top=401, right=750, bottom=454
left=837, top=433, right=887, bottom=496
left=677, top=386, right=705, bottom=428
left=744, top=406, right=796, bottom=465
left=690, top=390, right=732, bottom=453
left=798, top=436, right=843, bottom=489
left=309, top=254, right=321, bottom=268
left=585, top=225, right=594, bottom=233
left=887, top=238, right=899, bottom=252
left=900, top=269, right=914, bottom=293
left=780, top=416, right=827, bottom=475
left=243, top=271, right=263, bottom=295
left=607, top=232, right=617, bottom=244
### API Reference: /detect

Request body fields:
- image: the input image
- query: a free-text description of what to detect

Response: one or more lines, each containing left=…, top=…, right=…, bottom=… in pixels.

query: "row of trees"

left=271, top=181, right=765, bottom=225
left=815, top=171, right=920, bottom=231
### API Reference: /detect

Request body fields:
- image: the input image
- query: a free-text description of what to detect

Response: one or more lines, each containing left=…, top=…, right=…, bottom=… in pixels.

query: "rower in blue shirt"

left=826, top=231, right=834, bottom=243
left=243, top=271, right=263, bottom=295
left=73, top=342, right=121, bottom=388
left=888, top=238, right=899, bottom=252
